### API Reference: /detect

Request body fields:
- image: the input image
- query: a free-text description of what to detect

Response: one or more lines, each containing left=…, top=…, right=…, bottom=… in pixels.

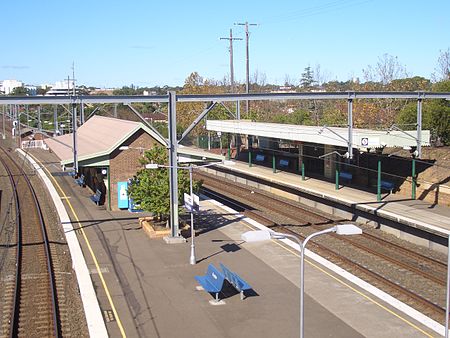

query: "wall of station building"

left=108, top=130, right=160, bottom=210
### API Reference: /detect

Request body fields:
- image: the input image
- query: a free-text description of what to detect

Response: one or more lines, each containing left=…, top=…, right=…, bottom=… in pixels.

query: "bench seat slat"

left=195, top=264, right=226, bottom=301
left=279, top=159, right=289, bottom=167
left=220, top=263, right=252, bottom=300
left=380, top=180, right=394, bottom=190
left=75, top=174, right=85, bottom=186
left=90, top=189, right=102, bottom=205
left=195, top=276, right=221, bottom=293
left=255, top=154, right=265, bottom=162
left=339, top=172, right=352, bottom=181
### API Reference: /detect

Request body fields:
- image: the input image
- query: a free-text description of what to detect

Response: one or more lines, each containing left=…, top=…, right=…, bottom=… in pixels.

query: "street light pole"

left=242, top=224, right=362, bottom=338
left=299, top=228, right=336, bottom=338
left=270, top=229, right=335, bottom=338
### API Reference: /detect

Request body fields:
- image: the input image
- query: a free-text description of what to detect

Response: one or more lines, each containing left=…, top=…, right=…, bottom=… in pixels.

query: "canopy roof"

left=45, top=115, right=166, bottom=165
left=206, top=120, right=430, bottom=149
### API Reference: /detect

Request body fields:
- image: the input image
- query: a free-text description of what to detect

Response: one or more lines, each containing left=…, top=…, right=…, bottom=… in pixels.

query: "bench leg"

left=215, top=293, right=219, bottom=302
left=240, top=290, right=244, bottom=301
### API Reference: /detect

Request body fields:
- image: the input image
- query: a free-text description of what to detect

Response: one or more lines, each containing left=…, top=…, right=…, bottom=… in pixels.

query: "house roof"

left=45, top=115, right=166, bottom=165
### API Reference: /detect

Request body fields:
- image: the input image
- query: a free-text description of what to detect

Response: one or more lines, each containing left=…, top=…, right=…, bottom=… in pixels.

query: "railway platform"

left=20, top=148, right=441, bottom=337
left=208, top=159, right=450, bottom=248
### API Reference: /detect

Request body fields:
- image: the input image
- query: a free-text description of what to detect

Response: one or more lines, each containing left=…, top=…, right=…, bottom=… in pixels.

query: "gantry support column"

left=166, top=91, right=183, bottom=242
left=347, top=97, right=353, bottom=160
left=416, top=98, right=422, bottom=158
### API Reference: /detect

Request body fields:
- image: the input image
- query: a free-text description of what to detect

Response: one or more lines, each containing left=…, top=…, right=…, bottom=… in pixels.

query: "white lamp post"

left=241, top=224, right=362, bottom=338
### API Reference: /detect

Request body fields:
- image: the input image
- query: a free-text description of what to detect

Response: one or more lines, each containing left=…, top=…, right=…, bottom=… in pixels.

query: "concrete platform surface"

left=27, top=149, right=439, bottom=337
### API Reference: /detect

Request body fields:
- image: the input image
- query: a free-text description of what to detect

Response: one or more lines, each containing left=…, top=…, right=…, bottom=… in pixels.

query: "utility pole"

left=72, top=61, right=76, bottom=96
left=220, top=29, right=242, bottom=93
left=71, top=63, right=78, bottom=174
left=236, top=21, right=257, bottom=113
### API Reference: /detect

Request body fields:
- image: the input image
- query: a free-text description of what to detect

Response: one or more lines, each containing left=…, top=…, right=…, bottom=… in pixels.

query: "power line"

left=261, top=0, right=372, bottom=25
left=220, top=29, right=242, bottom=93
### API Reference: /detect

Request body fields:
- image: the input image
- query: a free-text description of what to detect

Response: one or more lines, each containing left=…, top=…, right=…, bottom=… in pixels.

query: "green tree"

left=272, top=109, right=312, bottom=125
left=300, top=66, right=315, bottom=89
left=397, top=80, right=450, bottom=145
left=113, top=86, right=142, bottom=95
left=37, top=87, right=49, bottom=95
left=127, top=145, right=201, bottom=224
left=9, top=87, right=29, bottom=96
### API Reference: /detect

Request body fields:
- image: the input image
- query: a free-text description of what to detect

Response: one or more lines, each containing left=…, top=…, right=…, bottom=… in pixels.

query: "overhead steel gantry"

left=1, top=91, right=449, bottom=240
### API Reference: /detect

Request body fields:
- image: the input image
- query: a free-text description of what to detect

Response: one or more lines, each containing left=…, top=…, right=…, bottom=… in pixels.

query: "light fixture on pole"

left=241, top=224, right=362, bottom=338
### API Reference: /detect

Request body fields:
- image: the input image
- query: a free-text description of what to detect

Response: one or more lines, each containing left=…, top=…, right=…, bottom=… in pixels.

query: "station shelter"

left=45, top=115, right=167, bottom=211
left=19, top=128, right=49, bottom=150
left=205, top=120, right=430, bottom=190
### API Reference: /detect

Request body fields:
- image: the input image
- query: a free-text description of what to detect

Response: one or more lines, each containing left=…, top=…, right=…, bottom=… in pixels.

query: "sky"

left=1, top=0, right=449, bottom=88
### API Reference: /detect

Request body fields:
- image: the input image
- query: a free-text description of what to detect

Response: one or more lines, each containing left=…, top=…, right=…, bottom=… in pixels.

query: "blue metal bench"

left=195, top=264, right=226, bottom=301
left=279, top=159, right=289, bottom=168
left=380, top=180, right=394, bottom=193
left=220, top=263, right=252, bottom=300
left=75, top=174, right=85, bottom=187
left=339, top=171, right=352, bottom=182
left=90, top=189, right=102, bottom=205
left=255, top=154, right=265, bottom=162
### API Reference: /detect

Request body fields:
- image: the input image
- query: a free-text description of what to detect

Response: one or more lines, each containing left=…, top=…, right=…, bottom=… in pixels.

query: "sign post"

left=186, top=165, right=200, bottom=264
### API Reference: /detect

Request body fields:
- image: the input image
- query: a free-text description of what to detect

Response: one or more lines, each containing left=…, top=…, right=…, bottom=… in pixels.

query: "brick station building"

left=45, top=115, right=166, bottom=210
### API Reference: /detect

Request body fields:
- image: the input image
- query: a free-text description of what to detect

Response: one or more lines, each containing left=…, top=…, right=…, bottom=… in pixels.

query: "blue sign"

left=128, top=198, right=143, bottom=213
left=117, top=182, right=129, bottom=209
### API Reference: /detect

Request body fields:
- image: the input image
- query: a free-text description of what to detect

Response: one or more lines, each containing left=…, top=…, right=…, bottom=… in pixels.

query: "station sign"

left=184, top=193, right=199, bottom=212
left=360, top=137, right=380, bottom=148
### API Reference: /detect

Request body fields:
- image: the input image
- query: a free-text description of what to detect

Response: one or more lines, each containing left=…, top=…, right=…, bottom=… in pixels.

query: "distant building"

left=25, top=85, right=37, bottom=95
left=0, top=79, right=24, bottom=94
left=45, top=79, right=76, bottom=96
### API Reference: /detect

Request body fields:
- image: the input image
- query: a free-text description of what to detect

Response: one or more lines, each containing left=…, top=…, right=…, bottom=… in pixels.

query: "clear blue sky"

left=1, top=0, right=448, bottom=88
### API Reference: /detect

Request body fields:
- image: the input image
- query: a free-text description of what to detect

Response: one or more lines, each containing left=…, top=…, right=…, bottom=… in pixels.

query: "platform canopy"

left=206, top=120, right=430, bottom=150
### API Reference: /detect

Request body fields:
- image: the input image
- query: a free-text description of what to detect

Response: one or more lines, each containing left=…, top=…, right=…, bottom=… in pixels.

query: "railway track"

left=0, top=148, right=61, bottom=337
left=198, top=171, right=448, bottom=323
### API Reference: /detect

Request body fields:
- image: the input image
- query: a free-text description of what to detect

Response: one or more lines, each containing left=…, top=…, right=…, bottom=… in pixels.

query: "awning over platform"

left=206, top=120, right=430, bottom=149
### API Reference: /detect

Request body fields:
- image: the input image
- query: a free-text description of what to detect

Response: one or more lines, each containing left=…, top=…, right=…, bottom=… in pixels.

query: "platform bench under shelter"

left=255, top=154, right=265, bottom=162
left=90, top=189, right=102, bottom=206
left=279, top=159, right=289, bottom=168
left=380, top=180, right=395, bottom=193
left=75, top=174, right=85, bottom=187
left=339, top=171, right=352, bottom=182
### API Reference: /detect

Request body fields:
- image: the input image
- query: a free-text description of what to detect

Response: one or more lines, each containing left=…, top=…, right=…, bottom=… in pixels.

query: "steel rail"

left=201, top=172, right=447, bottom=279
left=200, top=174, right=447, bottom=316
left=0, top=154, right=22, bottom=338
left=0, top=148, right=61, bottom=337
